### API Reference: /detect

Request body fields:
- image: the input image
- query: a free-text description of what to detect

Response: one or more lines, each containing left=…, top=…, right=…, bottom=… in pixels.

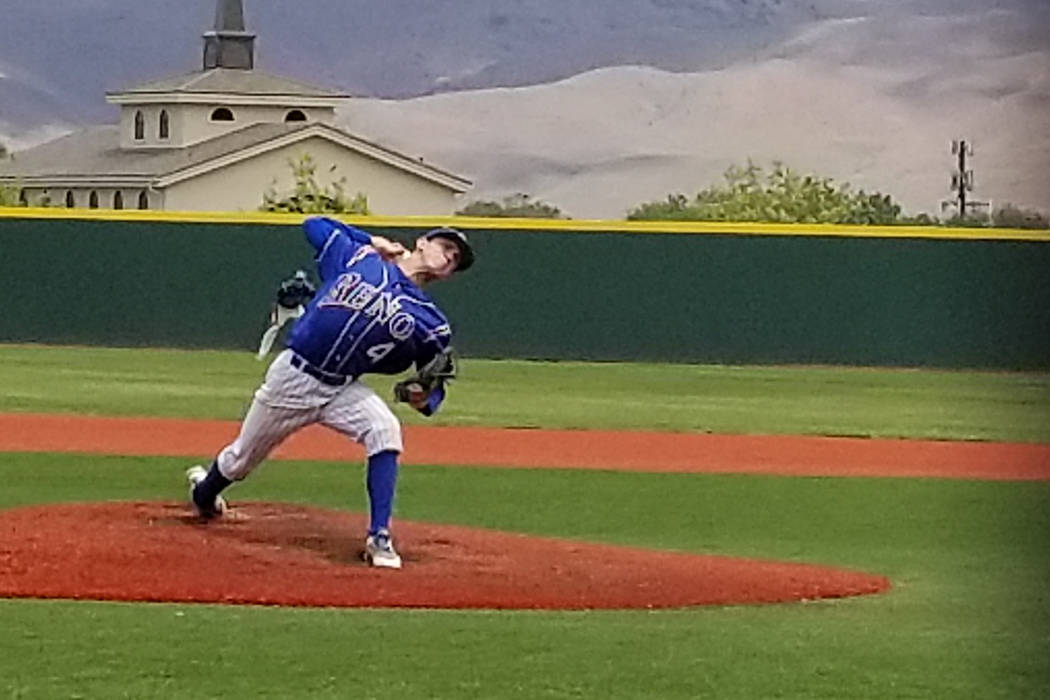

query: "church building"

left=0, top=0, right=471, bottom=214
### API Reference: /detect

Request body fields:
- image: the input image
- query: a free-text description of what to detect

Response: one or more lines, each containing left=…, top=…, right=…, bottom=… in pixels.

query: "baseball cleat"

left=363, top=529, right=402, bottom=569
left=186, top=465, right=228, bottom=519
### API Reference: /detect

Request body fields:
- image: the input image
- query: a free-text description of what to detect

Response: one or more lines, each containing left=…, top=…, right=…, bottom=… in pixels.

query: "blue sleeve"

left=303, top=216, right=336, bottom=251
left=303, top=216, right=372, bottom=253
left=420, top=383, right=445, bottom=417
left=303, top=217, right=374, bottom=282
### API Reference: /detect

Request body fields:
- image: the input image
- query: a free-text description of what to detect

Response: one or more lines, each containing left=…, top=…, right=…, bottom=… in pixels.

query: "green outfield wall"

left=2, top=209, right=1048, bottom=369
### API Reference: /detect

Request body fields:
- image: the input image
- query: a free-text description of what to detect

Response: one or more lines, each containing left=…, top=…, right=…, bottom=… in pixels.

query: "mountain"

left=341, top=57, right=1050, bottom=219
left=339, top=2, right=1050, bottom=217
left=0, top=0, right=817, bottom=116
left=0, top=59, right=83, bottom=151
left=1, top=0, right=1047, bottom=216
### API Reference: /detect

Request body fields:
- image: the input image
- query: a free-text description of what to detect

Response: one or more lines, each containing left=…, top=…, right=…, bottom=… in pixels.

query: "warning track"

left=0, top=412, right=1047, bottom=480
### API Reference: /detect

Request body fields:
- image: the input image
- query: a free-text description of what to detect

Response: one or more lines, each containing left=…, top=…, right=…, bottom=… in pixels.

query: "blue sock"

left=194, top=460, right=232, bottom=505
left=366, top=450, right=399, bottom=535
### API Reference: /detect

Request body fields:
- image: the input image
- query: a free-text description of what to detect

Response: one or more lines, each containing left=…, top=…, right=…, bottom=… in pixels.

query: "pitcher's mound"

left=0, top=502, right=889, bottom=609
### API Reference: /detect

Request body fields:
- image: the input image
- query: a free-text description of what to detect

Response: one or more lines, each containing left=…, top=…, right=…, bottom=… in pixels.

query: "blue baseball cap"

left=424, top=227, right=475, bottom=272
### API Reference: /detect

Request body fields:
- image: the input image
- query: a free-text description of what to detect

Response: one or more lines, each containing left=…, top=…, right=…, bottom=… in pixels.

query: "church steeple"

left=202, top=0, right=255, bottom=70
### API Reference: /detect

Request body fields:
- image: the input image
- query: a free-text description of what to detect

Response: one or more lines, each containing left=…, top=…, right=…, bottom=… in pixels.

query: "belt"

left=289, top=354, right=348, bottom=387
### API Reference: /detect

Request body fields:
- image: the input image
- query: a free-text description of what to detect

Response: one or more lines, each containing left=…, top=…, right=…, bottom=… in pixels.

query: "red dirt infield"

left=5, top=411, right=1045, bottom=609
left=2, top=412, right=1048, bottom=480
left=0, top=501, right=890, bottom=610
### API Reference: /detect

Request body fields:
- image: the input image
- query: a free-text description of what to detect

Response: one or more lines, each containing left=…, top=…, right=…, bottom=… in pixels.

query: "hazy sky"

left=2, top=0, right=1047, bottom=216
left=2, top=0, right=1047, bottom=115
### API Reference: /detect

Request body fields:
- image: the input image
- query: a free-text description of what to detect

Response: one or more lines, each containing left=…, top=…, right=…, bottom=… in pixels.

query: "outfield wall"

left=2, top=209, right=1048, bottom=369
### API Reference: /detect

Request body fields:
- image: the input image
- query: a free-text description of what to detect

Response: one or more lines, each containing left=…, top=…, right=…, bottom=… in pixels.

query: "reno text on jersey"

left=319, top=272, right=416, bottom=342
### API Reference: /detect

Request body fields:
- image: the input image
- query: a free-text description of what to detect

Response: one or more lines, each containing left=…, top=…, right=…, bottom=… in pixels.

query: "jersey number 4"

left=366, top=342, right=396, bottom=363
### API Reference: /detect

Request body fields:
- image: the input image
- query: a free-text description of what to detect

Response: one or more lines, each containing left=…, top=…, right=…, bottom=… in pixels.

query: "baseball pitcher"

left=256, top=269, right=317, bottom=360
left=188, top=216, right=475, bottom=569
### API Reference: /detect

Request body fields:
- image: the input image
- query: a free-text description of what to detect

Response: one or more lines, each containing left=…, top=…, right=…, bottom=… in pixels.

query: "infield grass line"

left=1, top=344, right=1047, bottom=443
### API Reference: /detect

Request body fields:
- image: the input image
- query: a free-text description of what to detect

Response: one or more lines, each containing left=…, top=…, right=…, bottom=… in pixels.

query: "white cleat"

left=364, top=530, right=402, bottom=569
left=186, top=465, right=228, bottom=519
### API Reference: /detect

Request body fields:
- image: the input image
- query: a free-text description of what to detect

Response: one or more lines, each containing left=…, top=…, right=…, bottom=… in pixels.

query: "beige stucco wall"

left=16, top=187, right=158, bottom=210
left=119, top=104, right=336, bottom=149
left=161, top=136, right=461, bottom=215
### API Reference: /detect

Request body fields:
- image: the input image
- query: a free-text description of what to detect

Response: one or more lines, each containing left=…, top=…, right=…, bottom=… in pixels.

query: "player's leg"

left=258, top=306, right=305, bottom=360
left=322, top=383, right=403, bottom=533
left=218, top=399, right=318, bottom=480
left=190, top=353, right=325, bottom=517
left=321, top=383, right=404, bottom=567
left=256, top=306, right=282, bottom=360
left=256, top=327, right=281, bottom=360
left=189, top=398, right=317, bottom=517
left=276, top=304, right=305, bottom=328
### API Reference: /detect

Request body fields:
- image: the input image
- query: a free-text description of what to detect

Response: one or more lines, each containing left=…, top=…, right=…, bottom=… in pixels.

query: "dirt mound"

left=0, top=502, right=890, bottom=609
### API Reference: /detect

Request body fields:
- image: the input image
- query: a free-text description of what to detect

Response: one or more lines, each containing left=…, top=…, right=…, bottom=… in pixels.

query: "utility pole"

left=950, top=139, right=974, bottom=217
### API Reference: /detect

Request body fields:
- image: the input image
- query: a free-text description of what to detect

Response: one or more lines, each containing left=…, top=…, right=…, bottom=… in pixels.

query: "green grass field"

left=2, top=344, right=1049, bottom=442
left=1, top=345, right=1048, bottom=699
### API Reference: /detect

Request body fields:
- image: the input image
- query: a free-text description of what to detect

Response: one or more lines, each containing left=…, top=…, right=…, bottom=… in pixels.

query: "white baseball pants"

left=216, top=349, right=403, bottom=481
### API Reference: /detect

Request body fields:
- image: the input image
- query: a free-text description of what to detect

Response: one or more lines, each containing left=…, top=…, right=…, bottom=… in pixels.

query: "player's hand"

left=404, top=382, right=428, bottom=410
left=370, top=236, right=408, bottom=261
left=394, top=380, right=429, bottom=410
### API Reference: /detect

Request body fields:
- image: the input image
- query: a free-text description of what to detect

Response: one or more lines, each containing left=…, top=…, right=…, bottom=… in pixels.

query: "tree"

left=899, top=212, right=938, bottom=226
left=992, top=203, right=1049, bottom=230
left=0, top=184, right=23, bottom=206
left=943, top=211, right=991, bottom=228
left=0, top=142, right=19, bottom=205
left=457, top=192, right=566, bottom=218
left=261, top=153, right=370, bottom=214
left=626, top=160, right=909, bottom=224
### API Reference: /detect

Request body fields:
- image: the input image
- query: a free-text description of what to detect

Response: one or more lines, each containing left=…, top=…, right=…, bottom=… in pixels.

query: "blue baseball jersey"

left=286, top=217, right=453, bottom=413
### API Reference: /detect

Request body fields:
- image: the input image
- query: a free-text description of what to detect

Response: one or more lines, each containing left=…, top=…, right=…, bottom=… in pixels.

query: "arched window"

left=210, top=107, right=234, bottom=122
left=113, top=191, right=124, bottom=210
left=138, top=191, right=149, bottom=210
left=159, top=110, right=170, bottom=139
left=134, top=111, right=145, bottom=140
left=89, top=191, right=99, bottom=209
left=65, top=190, right=75, bottom=208
left=285, top=109, right=307, bottom=122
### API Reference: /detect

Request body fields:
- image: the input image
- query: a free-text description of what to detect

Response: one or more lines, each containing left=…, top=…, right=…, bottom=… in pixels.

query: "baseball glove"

left=393, top=347, right=458, bottom=410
